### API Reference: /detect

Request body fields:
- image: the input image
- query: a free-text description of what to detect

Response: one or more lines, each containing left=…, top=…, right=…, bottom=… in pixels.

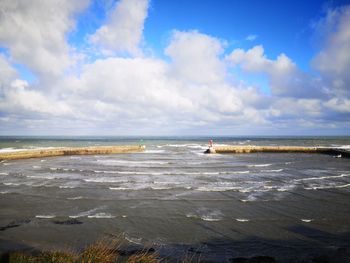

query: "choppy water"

left=0, top=137, right=350, bottom=262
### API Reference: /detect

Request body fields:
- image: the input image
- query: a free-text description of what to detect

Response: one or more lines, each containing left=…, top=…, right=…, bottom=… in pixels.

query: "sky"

left=0, top=0, right=350, bottom=136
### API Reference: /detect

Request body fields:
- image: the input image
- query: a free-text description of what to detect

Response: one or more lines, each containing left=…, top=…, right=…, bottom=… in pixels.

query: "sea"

left=0, top=136, right=349, bottom=262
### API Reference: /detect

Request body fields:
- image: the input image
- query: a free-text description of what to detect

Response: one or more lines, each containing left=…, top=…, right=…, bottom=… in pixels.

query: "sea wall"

left=0, top=145, right=145, bottom=161
left=205, top=145, right=350, bottom=158
left=206, top=145, right=331, bottom=154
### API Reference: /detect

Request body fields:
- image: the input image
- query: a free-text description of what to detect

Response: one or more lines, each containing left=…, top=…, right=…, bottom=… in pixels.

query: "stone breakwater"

left=0, top=145, right=145, bottom=160
left=205, top=145, right=350, bottom=157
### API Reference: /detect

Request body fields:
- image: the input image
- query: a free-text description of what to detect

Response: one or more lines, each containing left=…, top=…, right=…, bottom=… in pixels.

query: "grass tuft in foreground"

left=6, top=239, right=160, bottom=263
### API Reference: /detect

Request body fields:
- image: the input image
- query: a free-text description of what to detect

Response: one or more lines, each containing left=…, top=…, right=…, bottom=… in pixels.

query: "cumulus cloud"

left=165, top=31, right=226, bottom=85
left=0, top=0, right=88, bottom=77
left=90, top=0, right=149, bottom=56
left=227, top=45, right=321, bottom=98
left=312, top=5, right=350, bottom=96
left=0, top=1, right=350, bottom=135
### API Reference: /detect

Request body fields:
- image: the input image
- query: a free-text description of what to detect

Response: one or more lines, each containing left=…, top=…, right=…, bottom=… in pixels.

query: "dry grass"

left=6, top=239, right=162, bottom=263
left=126, top=251, right=158, bottom=263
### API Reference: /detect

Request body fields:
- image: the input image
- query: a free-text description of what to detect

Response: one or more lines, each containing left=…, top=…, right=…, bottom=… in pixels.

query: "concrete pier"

left=0, top=145, right=145, bottom=161
left=205, top=145, right=350, bottom=158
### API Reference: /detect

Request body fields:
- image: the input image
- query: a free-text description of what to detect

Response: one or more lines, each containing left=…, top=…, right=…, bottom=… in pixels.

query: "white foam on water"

left=32, top=165, right=41, bottom=169
left=236, top=218, right=250, bottom=222
left=36, top=215, right=56, bottom=219
left=301, top=219, right=313, bottom=223
left=0, top=147, right=21, bottom=153
left=109, top=187, right=131, bottom=191
left=122, top=215, right=127, bottom=218
left=3, top=182, right=20, bottom=186
left=26, top=175, right=55, bottom=180
left=195, top=186, right=241, bottom=192
left=231, top=171, right=250, bottom=174
left=97, top=159, right=169, bottom=166
left=248, top=164, right=272, bottom=167
left=304, top=183, right=350, bottom=190
left=0, top=172, right=9, bottom=175
left=201, top=217, right=221, bottom=222
left=67, top=196, right=84, bottom=200
left=40, top=159, right=46, bottom=162
left=0, top=191, right=10, bottom=194
left=70, top=156, right=82, bottom=160
left=295, top=174, right=350, bottom=182
left=84, top=178, right=128, bottom=183
left=50, top=167, right=58, bottom=171
left=69, top=207, right=103, bottom=218
left=2, top=163, right=12, bottom=166
left=124, top=234, right=142, bottom=245
left=261, top=169, right=283, bottom=172
left=87, top=213, right=115, bottom=219
left=59, top=185, right=77, bottom=189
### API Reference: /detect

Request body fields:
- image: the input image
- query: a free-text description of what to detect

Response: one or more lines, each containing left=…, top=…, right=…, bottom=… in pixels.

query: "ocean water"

left=0, top=136, right=350, bottom=262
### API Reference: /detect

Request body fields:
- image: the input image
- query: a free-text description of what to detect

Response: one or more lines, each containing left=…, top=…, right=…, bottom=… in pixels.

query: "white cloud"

left=0, top=0, right=88, bottom=77
left=324, top=98, right=350, bottom=113
left=0, top=2, right=350, bottom=135
left=245, top=34, right=258, bottom=41
left=90, top=0, right=149, bottom=56
left=0, top=55, right=17, bottom=86
left=0, top=79, right=73, bottom=117
left=165, top=30, right=226, bottom=85
left=312, top=5, right=350, bottom=96
left=227, top=45, right=321, bottom=98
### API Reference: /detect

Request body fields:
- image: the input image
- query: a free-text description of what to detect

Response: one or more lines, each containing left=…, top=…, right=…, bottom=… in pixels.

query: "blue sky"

left=0, top=0, right=349, bottom=135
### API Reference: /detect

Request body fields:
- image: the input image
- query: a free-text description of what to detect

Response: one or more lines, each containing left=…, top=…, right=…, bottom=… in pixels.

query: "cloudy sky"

left=0, top=0, right=349, bottom=136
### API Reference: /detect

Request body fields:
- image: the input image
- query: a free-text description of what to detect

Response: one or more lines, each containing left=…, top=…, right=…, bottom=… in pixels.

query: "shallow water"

left=0, top=137, right=350, bottom=262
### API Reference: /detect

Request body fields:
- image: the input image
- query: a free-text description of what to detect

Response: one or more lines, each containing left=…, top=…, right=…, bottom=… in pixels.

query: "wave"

left=248, top=164, right=272, bottom=167
left=32, top=165, right=41, bottom=169
left=69, top=207, right=103, bottom=218
left=87, top=213, right=115, bottom=219
left=3, top=182, right=20, bottom=186
left=97, top=159, right=169, bottom=166
left=295, top=174, right=349, bottom=182
left=84, top=178, right=128, bottom=183
left=236, top=218, right=250, bottom=222
left=0, top=191, right=10, bottom=194
left=67, top=196, right=84, bottom=200
left=0, top=172, right=9, bottom=175
left=231, top=171, right=250, bottom=174
left=201, top=216, right=222, bottom=222
left=0, top=147, right=22, bottom=153
left=261, top=169, right=283, bottom=172
left=109, top=187, right=131, bottom=191
left=301, top=219, right=313, bottom=223
left=124, top=234, right=143, bottom=245
left=26, top=175, right=55, bottom=180
left=109, top=185, right=184, bottom=191
left=195, top=186, right=241, bottom=192
left=304, top=183, right=350, bottom=190
left=59, top=185, right=77, bottom=189
left=36, top=215, right=56, bottom=219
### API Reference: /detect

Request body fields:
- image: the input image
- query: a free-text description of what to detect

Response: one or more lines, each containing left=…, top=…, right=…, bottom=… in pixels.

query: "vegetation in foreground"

left=4, top=239, right=162, bottom=263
